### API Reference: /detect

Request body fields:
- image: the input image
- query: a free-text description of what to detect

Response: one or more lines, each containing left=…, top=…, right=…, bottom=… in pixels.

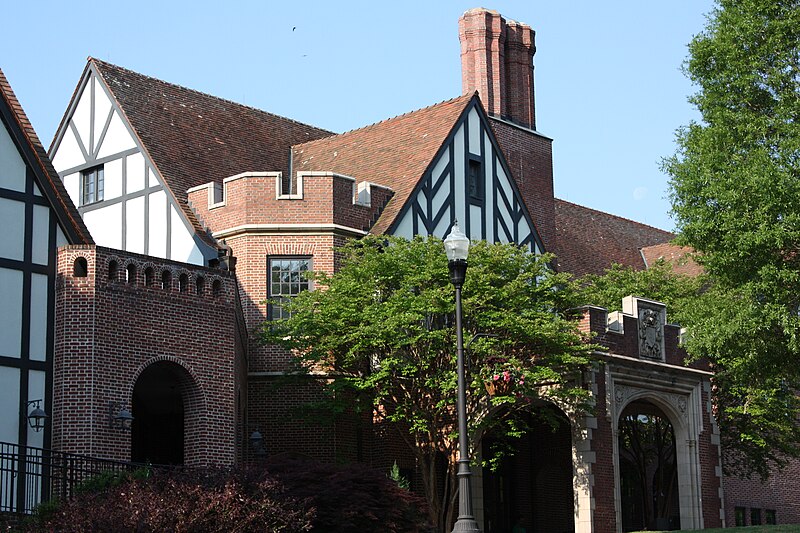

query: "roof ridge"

left=89, top=57, right=334, bottom=136
left=292, top=92, right=476, bottom=151
left=555, top=197, right=674, bottom=235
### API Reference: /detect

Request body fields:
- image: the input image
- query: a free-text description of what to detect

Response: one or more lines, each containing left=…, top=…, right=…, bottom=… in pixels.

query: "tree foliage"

left=662, top=0, right=800, bottom=477
left=262, top=236, right=593, bottom=531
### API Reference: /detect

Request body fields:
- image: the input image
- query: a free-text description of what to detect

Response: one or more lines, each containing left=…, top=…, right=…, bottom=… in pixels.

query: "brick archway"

left=130, top=358, right=206, bottom=466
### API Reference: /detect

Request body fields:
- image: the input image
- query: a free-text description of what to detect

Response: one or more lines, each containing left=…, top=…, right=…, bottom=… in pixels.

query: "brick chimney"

left=459, top=8, right=536, bottom=130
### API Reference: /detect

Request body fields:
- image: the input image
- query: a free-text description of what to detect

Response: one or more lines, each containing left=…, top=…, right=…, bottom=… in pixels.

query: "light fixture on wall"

left=27, top=399, right=48, bottom=433
left=249, top=430, right=267, bottom=458
left=109, top=401, right=134, bottom=430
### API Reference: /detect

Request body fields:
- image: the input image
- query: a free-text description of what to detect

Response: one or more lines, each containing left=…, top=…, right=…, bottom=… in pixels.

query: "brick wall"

left=53, top=245, right=243, bottom=466
left=723, top=462, right=800, bottom=526
left=490, top=120, right=555, bottom=253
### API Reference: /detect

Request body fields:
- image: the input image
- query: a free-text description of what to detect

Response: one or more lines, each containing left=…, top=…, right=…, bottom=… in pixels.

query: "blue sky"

left=1, top=1, right=714, bottom=232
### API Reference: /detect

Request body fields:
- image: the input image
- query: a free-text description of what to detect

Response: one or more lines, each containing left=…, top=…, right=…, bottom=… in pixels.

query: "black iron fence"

left=0, top=441, right=137, bottom=514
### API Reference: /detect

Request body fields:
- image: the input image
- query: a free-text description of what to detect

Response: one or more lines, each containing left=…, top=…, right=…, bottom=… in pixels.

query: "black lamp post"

left=444, top=221, right=481, bottom=533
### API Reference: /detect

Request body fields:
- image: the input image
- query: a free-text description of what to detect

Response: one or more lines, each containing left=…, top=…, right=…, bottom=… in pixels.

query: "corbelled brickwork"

left=53, top=245, right=244, bottom=466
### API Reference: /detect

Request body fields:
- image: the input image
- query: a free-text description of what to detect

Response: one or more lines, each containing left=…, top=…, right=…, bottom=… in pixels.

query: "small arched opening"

left=131, top=361, right=202, bottom=466
left=108, top=260, right=118, bottom=281
left=73, top=257, right=88, bottom=277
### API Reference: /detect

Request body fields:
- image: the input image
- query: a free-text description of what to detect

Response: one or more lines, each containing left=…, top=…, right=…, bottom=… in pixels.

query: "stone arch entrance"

left=131, top=360, right=203, bottom=465
left=482, top=405, right=575, bottom=533
left=612, top=382, right=704, bottom=532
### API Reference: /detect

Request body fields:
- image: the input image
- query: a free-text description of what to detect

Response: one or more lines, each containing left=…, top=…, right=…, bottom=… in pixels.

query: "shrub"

left=265, top=458, right=433, bottom=533
left=26, top=468, right=313, bottom=532
left=23, top=459, right=432, bottom=532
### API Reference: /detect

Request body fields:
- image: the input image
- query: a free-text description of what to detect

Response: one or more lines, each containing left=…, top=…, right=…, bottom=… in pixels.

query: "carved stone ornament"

left=638, top=307, right=664, bottom=360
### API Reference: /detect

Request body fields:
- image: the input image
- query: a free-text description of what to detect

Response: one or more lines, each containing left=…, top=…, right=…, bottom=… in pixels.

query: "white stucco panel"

left=393, top=210, right=413, bottom=239
left=0, top=198, right=25, bottom=260
left=72, top=84, right=92, bottom=154
left=52, top=127, right=86, bottom=173
left=453, top=125, right=466, bottom=226
left=0, top=123, right=26, bottom=192
left=126, top=195, right=145, bottom=254
left=31, top=205, right=50, bottom=266
left=26, top=370, right=46, bottom=448
left=29, top=273, right=48, bottom=362
left=63, top=173, right=80, bottom=206
left=148, top=190, right=167, bottom=258
left=104, top=157, right=123, bottom=200
left=126, top=152, right=145, bottom=193
left=84, top=203, right=122, bottom=250
left=0, top=367, right=20, bottom=443
left=93, top=78, right=113, bottom=149
left=96, top=111, right=136, bottom=159
left=0, top=267, right=23, bottom=357
left=467, top=107, right=481, bottom=156
left=170, top=205, right=201, bottom=264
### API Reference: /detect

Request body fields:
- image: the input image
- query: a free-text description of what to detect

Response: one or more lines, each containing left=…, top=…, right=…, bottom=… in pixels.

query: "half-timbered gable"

left=390, top=99, right=542, bottom=253
left=292, top=93, right=544, bottom=252
left=49, top=59, right=333, bottom=266
left=0, top=69, right=91, bottom=451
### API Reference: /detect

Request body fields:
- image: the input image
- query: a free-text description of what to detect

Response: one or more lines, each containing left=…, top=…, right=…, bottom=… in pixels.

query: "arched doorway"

left=618, top=401, right=679, bottom=531
left=482, top=406, right=574, bottom=533
left=131, top=361, right=194, bottom=465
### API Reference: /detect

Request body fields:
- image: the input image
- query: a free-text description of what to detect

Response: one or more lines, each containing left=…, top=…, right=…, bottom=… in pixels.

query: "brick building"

left=1, top=7, right=797, bottom=532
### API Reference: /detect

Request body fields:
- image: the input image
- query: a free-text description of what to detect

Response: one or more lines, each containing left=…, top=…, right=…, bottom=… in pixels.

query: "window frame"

left=81, top=166, right=104, bottom=206
left=467, top=156, right=484, bottom=202
left=267, top=256, right=313, bottom=320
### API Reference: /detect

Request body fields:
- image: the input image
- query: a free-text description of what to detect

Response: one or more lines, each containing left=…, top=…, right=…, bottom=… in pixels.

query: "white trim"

left=488, top=115, right=552, bottom=140
left=597, top=351, right=714, bottom=377
left=213, top=223, right=368, bottom=239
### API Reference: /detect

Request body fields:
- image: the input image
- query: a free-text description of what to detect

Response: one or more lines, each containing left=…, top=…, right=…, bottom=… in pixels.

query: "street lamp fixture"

left=444, top=221, right=481, bottom=533
left=27, top=399, right=48, bottom=433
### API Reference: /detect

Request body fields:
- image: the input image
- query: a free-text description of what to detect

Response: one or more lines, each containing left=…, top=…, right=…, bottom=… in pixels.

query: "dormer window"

left=81, top=166, right=104, bottom=205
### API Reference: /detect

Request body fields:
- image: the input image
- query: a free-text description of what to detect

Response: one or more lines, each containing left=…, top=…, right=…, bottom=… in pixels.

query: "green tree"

left=663, top=0, right=800, bottom=477
left=262, top=236, right=593, bottom=532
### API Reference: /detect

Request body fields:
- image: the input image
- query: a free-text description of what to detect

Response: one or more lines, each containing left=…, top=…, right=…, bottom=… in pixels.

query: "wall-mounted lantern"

left=27, top=399, right=48, bottom=433
left=109, top=401, right=134, bottom=431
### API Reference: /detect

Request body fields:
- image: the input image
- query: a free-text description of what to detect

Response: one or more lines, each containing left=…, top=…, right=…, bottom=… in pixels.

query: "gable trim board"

left=49, top=62, right=218, bottom=264
left=388, top=95, right=544, bottom=254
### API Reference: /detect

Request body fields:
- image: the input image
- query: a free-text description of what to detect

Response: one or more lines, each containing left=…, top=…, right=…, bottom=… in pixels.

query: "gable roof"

left=641, top=242, right=703, bottom=277
left=79, top=59, right=334, bottom=244
left=292, top=93, right=476, bottom=234
left=0, top=69, right=92, bottom=244
left=554, top=199, right=674, bottom=277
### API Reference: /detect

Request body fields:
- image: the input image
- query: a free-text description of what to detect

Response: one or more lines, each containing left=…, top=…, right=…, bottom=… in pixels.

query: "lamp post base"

left=452, top=519, right=482, bottom=532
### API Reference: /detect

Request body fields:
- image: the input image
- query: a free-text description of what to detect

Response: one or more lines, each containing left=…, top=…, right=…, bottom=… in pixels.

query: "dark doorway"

left=482, top=407, right=574, bottom=533
left=618, top=401, right=679, bottom=532
left=131, top=362, right=185, bottom=465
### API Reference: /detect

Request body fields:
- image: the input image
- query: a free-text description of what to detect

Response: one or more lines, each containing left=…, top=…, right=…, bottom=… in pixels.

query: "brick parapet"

left=53, top=245, right=243, bottom=466
left=187, top=171, right=392, bottom=237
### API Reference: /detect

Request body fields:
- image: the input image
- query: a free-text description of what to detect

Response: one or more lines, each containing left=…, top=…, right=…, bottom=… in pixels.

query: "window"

left=81, top=166, right=104, bottom=205
left=751, top=508, right=762, bottom=525
left=766, top=509, right=776, bottom=525
left=268, top=257, right=311, bottom=320
left=735, top=507, right=746, bottom=526
left=468, top=158, right=483, bottom=201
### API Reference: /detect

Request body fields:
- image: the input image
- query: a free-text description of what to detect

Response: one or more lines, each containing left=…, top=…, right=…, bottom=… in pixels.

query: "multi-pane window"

left=81, top=166, right=104, bottom=205
left=268, top=257, right=311, bottom=320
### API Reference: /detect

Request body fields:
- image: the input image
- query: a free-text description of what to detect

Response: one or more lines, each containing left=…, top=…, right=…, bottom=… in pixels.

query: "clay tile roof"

left=0, top=69, right=92, bottom=244
left=89, top=59, right=334, bottom=243
left=554, top=199, right=674, bottom=277
left=292, top=93, right=477, bottom=234
left=641, top=242, right=703, bottom=277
